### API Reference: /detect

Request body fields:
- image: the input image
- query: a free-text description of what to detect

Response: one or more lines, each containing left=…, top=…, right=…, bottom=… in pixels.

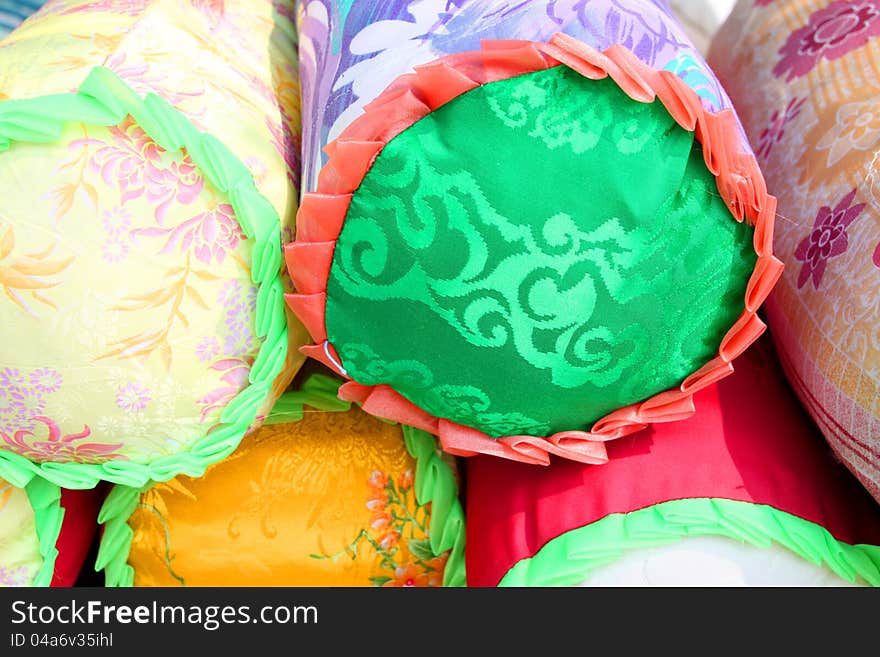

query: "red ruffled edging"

left=284, top=34, right=783, bottom=466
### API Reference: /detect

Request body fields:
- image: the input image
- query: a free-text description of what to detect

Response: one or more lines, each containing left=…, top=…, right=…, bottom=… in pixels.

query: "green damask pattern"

left=325, top=66, right=756, bottom=438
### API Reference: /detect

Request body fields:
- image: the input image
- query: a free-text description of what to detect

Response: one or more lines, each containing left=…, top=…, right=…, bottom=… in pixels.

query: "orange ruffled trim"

left=285, top=34, right=783, bottom=467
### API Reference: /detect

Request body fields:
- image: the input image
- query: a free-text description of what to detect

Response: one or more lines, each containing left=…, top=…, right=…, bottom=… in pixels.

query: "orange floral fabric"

left=125, top=403, right=450, bottom=586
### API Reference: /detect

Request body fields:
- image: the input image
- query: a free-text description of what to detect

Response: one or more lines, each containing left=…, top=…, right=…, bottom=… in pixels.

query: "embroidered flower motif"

left=815, top=98, right=880, bottom=167
left=315, top=466, right=448, bottom=586
left=397, top=469, right=414, bottom=491
left=0, top=368, right=24, bottom=388
left=794, top=189, right=866, bottom=289
left=88, top=118, right=204, bottom=222
left=28, top=368, right=62, bottom=394
left=2, top=416, right=124, bottom=463
left=0, top=386, right=46, bottom=435
left=755, top=97, right=807, bottom=160
left=148, top=157, right=204, bottom=224
left=369, top=471, right=388, bottom=490
left=196, top=337, right=220, bottom=363
left=378, top=529, right=401, bottom=550
left=196, top=359, right=251, bottom=422
left=115, top=382, right=151, bottom=413
left=0, top=367, right=65, bottom=436
left=370, top=511, right=392, bottom=532
left=90, top=117, right=164, bottom=204
left=138, top=203, right=243, bottom=265
left=383, top=563, right=429, bottom=588
left=774, top=0, right=880, bottom=81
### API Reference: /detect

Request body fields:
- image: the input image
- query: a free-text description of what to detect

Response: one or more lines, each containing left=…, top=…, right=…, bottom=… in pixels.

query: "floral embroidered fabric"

left=0, top=0, right=308, bottom=477
left=108, top=384, right=459, bottom=587
left=325, top=66, right=756, bottom=437
left=710, top=0, right=880, bottom=503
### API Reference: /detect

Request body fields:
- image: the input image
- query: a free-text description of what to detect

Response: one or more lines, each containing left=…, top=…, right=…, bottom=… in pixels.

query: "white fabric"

left=576, top=536, right=866, bottom=587
left=669, top=0, right=737, bottom=54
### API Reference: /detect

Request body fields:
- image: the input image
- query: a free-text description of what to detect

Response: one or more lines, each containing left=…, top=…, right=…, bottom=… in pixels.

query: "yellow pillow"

left=0, top=0, right=308, bottom=490
left=0, top=477, right=60, bottom=586
left=96, top=374, right=466, bottom=587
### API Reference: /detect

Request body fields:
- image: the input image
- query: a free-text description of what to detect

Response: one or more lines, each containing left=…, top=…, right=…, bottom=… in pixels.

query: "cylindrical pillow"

left=708, top=0, right=880, bottom=502
left=465, top=335, right=880, bottom=586
left=0, top=0, right=308, bottom=490
left=288, top=0, right=782, bottom=467
left=1, top=477, right=103, bottom=586
left=96, top=373, right=465, bottom=587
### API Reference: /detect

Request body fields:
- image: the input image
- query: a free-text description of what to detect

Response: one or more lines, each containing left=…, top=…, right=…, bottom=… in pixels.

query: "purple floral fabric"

left=296, top=0, right=740, bottom=192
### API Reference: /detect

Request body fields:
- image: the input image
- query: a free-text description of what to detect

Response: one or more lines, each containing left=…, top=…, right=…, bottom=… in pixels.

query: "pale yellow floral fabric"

left=0, top=0, right=307, bottom=465
left=709, top=0, right=880, bottom=501
left=0, top=478, right=41, bottom=587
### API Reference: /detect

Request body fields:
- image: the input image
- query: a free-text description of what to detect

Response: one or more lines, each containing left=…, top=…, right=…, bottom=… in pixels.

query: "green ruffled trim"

left=96, top=374, right=467, bottom=587
left=402, top=425, right=466, bottom=587
left=0, top=66, right=289, bottom=491
left=499, top=498, right=880, bottom=587
left=23, top=478, right=64, bottom=587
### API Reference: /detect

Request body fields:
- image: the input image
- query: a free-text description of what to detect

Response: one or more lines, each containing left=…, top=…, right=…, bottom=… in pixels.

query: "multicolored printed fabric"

left=297, top=0, right=737, bottom=194
left=0, top=0, right=308, bottom=482
left=709, top=0, right=880, bottom=502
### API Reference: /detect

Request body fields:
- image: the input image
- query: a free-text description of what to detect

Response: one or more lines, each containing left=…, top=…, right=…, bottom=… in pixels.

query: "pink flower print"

left=115, top=382, right=151, bottom=413
left=755, top=97, right=807, bottom=160
left=794, top=189, right=866, bottom=289
left=197, top=358, right=251, bottom=422
left=29, top=368, right=62, bottom=394
left=146, top=155, right=205, bottom=224
left=106, top=52, right=207, bottom=110
left=774, top=0, right=880, bottom=81
left=196, top=337, right=220, bottom=363
left=156, top=203, right=243, bottom=265
left=874, top=241, right=880, bottom=268
left=89, top=116, right=164, bottom=204
left=1, top=416, right=125, bottom=464
left=101, top=207, right=132, bottom=237
left=101, top=235, right=130, bottom=263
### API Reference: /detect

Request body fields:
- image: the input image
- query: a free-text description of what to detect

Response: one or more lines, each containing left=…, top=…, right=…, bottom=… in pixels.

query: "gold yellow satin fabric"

left=126, top=405, right=449, bottom=586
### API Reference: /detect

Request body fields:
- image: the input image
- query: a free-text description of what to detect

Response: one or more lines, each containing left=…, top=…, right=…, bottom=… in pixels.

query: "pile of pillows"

left=0, top=0, right=878, bottom=588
